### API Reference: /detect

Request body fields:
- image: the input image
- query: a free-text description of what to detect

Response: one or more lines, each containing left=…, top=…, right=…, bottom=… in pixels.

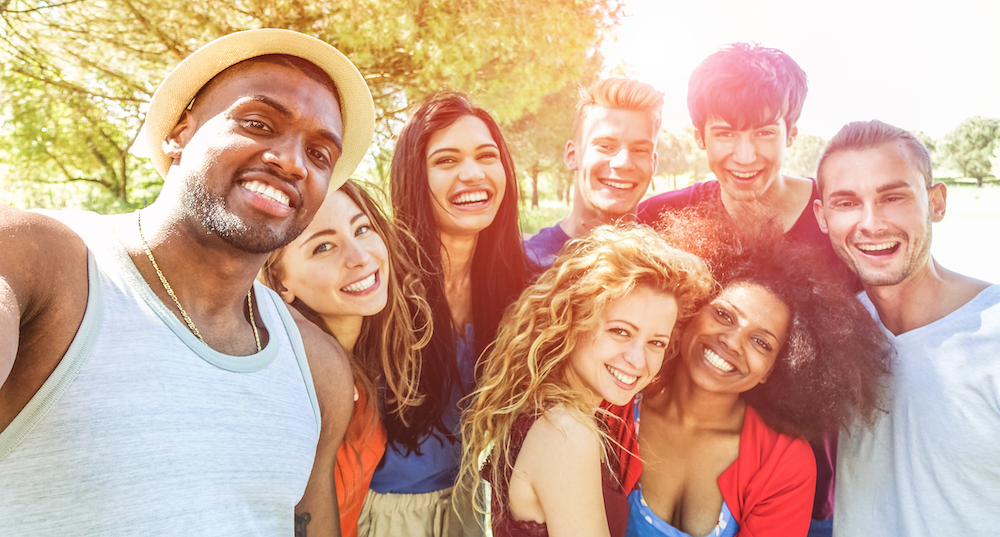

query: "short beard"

left=856, top=213, right=934, bottom=287
left=181, top=178, right=307, bottom=254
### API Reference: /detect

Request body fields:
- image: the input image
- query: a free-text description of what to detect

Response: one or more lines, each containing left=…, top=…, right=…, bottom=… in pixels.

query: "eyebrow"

left=827, top=180, right=914, bottom=199
left=610, top=319, right=671, bottom=339
left=298, top=211, right=365, bottom=245
left=244, top=95, right=343, bottom=152
left=427, top=143, right=499, bottom=160
left=720, top=300, right=780, bottom=341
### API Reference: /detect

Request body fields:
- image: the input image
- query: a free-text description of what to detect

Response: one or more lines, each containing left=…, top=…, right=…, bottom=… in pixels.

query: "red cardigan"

left=718, top=406, right=816, bottom=537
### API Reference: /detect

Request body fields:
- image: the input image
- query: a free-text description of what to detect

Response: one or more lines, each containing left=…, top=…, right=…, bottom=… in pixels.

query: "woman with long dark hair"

left=361, top=92, right=535, bottom=537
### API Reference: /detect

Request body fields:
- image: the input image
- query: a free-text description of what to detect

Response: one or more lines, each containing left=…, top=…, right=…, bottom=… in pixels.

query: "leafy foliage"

left=783, top=133, right=825, bottom=178
left=941, top=116, right=1000, bottom=186
left=1, top=0, right=623, bottom=209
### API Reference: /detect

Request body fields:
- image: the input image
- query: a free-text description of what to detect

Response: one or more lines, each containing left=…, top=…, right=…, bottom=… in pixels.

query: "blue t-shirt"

left=524, top=222, right=572, bottom=268
left=368, top=324, right=477, bottom=494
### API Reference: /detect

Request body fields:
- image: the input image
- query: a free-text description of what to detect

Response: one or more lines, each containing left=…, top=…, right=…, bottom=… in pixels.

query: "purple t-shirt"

left=524, top=222, right=572, bottom=269
left=638, top=179, right=845, bottom=521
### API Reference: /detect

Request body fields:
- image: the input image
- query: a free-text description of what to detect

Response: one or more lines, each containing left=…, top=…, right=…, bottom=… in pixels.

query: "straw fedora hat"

left=145, top=28, right=375, bottom=191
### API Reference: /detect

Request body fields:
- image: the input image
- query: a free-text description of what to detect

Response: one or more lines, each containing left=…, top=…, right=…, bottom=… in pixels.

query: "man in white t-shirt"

left=813, top=119, right=1000, bottom=536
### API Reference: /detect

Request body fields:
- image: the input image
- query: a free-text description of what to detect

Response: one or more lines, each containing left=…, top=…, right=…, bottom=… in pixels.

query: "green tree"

left=1, top=0, right=623, bottom=208
left=679, top=125, right=710, bottom=181
left=654, top=130, right=687, bottom=191
left=941, top=116, right=1000, bottom=187
left=783, top=133, right=826, bottom=178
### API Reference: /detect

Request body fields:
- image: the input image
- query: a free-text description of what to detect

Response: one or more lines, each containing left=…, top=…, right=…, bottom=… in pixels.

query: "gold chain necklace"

left=137, top=211, right=261, bottom=352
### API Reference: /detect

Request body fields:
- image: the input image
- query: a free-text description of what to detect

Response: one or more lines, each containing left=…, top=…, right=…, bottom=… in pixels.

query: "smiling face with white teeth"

left=566, top=106, right=658, bottom=222
left=272, top=189, right=390, bottom=333
left=680, top=283, right=789, bottom=395
left=565, top=286, right=679, bottom=407
left=166, top=59, right=343, bottom=254
left=695, top=116, right=797, bottom=203
left=814, top=141, right=946, bottom=288
left=425, top=115, right=506, bottom=239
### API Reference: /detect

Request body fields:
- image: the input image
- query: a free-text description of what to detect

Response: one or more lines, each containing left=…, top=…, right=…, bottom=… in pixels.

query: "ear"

left=272, top=281, right=296, bottom=305
left=693, top=128, right=706, bottom=151
left=786, top=124, right=798, bottom=147
left=813, top=199, right=830, bottom=234
left=564, top=139, right=579, bottom=171
left=651, top=149, right=659, bottom=176
left=759, top=369, right=773, bottom=384
left=928, top=182, right=947, bottom=223
left=162, top=110, right=196, bottom=161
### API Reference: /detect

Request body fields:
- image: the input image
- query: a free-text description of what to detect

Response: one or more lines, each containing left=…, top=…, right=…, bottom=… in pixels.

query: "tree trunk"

left=530, top=170, right=539, bottom=209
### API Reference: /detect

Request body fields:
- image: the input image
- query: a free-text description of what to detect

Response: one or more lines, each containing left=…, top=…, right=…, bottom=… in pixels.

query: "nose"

left=609, top=148, right=635, bottom=170
left=857, top=203, right=888, bottom=235
left=718, top=326, right=744, bottom=355
left=458, top=157, right=486, bottom=183
left=343, top=238, right=372, bottom=268
left=622, top=341, right=646, bottom=369
left=732, top=136, right=757, bottom=165
left=262, top=136, right=309, bottom=181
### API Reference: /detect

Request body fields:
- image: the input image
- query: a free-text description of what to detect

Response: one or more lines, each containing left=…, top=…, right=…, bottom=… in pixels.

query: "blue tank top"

left=368, top=324, right=477, bottom=494
left=625, top=395, right=738, bottom=537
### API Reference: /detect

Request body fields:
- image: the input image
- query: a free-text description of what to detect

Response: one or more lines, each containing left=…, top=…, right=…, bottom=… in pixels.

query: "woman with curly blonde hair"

left=460, top=225, right=713, bottom=537
left=259, top=179, right=432, bottom=537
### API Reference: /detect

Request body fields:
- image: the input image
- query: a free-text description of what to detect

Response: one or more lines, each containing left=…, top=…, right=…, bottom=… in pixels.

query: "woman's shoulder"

left=520, top=406, right=603, bottom=463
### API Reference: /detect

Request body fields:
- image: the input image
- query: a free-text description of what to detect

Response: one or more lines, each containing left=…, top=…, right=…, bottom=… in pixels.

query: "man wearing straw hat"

left=0, top=29, right=375, bottom=536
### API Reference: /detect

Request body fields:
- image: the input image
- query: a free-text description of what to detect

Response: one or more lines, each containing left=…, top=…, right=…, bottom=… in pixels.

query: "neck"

left=131, top=203, right=266, bottom=308
left=560, top=185, right=636, bottom=240
left=646, top=362, right=745, bottom=430
left=719, top=173, right=810, bottom=232
left=439, top=231, right=476, bottom=330
left=121, top=202, right=267, bottom=355
left=864, top=256, right=991, bottom=336
left=439, top=231, right=476, bottom=282
left=322, top=315, right=363, bottom=354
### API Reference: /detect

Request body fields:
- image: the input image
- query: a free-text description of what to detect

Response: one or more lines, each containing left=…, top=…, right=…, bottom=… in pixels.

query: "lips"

left=703, top=347, right=736, bottom=373
left=341, top=270, right=378, bottom=293
left=241, top=179, right=292, bottom=207
left=727, top=169, right=762, bottom=182
left=606, top=364, right=638, bottom=386
left=856, top=241, right=900, bottom=256
left=450, top=190, right=491, bottom=207
left=599, top=179, right=636, bottom=190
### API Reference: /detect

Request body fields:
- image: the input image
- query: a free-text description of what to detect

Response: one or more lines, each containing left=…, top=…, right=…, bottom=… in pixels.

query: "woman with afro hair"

left=625, top=205, right=893, bottom=537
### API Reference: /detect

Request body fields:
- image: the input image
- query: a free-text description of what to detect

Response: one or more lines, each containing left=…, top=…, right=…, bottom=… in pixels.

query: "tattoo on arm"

left=295, top=512, right=311, bottom=537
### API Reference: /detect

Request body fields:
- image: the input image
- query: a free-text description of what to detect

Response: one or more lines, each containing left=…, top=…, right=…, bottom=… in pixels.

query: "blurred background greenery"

left=1, top=0, right=998, bottom=242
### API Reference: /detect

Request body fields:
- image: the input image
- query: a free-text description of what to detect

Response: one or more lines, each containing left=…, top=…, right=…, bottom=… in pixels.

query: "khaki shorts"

left=357, top=484, right=483, bottom=537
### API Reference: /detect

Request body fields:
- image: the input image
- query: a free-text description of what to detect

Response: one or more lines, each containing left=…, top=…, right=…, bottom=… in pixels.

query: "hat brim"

left=145, top=28, right=374, bottom=191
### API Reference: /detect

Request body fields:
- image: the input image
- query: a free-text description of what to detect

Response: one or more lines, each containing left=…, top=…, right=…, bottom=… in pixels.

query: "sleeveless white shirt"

left=0, top=212, right=320, bottom=536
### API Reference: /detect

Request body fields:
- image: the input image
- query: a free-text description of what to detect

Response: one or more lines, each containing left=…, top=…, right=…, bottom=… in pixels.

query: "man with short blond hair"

left=525, top=77, right=662, bottom=267
left=814, top=119, right=999, bottom=537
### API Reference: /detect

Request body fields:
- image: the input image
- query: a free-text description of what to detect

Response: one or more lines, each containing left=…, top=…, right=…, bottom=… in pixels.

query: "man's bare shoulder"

left=0, top=206, right=90, bottom=317
left=1, top=205, right=91, bottom=428
left=287, top=308, right=354, bottom=430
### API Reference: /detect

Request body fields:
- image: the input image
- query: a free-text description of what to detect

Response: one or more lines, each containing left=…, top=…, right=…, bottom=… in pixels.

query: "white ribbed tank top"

left=0, top=212, right=321, bottom=536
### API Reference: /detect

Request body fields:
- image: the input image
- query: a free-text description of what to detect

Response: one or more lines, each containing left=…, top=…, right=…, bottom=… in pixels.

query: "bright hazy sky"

left=603, top=0, right=1000, bottom=140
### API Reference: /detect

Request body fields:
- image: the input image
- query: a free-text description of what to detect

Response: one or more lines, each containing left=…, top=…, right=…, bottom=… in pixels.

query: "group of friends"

left=1, top=27, right=997, bottom=537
